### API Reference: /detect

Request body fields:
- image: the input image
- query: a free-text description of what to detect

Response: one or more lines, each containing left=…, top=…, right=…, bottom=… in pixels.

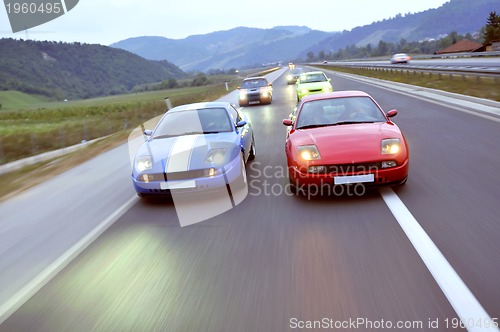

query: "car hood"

left=297, top=81, right=330, bottom=89
left=135, top=132, right=240, bottom=173
left=290, top=122, right=404, bottom=164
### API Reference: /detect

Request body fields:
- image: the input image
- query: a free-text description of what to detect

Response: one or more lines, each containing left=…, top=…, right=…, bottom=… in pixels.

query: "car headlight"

left=136, top=156, right=152, bottom=172
left=300, top=89, right=309, bottom=95
left=206, top=148, right=228, bottom=165
left=239, top=91, right=247, bottom=99
left=261, top=89, right=269, bottom=97
left=297, top=145, right=321, bottom=161
left=381, top=138, right=400, bottom=154
left=322, top=86, right=332, bottom=92
left=287, top=75, right=293, bottom=80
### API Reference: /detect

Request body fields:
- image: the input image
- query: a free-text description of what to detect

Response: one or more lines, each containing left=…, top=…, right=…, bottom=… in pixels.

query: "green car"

left=296, top=71, right=333, bottom=101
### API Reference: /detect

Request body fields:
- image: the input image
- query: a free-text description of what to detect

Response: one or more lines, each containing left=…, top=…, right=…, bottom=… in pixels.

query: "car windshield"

left=299, top=73, right=327, bottom=83
left=241, top=79, right=268, bottom=89
left=153, top=108, right=233, bottom=138
left=296, top=96, right=386, bottom=129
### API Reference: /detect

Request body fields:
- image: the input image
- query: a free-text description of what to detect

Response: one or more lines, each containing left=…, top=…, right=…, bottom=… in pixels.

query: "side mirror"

left=236, top=120, right=247, bottom=127
left=387, top=109, right=398, bottom=118
left=283, top=119, right=293, bottom=126
left=144, top=129, right=153, bottom=136
left=268, top=83, right=273, bottom=87
left=237, top=86, right=241, bottom=90
left=328, top=78, right=331, bottom=82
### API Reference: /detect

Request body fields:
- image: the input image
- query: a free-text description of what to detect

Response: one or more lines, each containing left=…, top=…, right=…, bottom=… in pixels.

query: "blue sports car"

left=131, top=102, right=255, bottom=198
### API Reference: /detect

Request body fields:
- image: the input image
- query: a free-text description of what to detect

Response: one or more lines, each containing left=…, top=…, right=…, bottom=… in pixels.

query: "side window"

left=228, top=105, right=239, bottom=125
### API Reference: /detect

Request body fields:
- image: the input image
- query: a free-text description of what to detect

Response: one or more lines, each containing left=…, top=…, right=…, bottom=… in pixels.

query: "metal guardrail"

left=330, top=64, right=500, bottom=78
left=317, top=53, right=500, bottom=78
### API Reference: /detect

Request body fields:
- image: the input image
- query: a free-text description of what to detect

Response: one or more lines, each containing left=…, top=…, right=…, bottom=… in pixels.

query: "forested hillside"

left=0, top=38, right=186, bottom=100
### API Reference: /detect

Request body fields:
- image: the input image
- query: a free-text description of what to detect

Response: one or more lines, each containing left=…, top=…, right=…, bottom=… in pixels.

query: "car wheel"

left=249, top=136, right=256, bottom=161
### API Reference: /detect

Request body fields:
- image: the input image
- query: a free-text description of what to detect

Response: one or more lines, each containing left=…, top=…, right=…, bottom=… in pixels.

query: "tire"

left=248, top=136, right=256, bottom=161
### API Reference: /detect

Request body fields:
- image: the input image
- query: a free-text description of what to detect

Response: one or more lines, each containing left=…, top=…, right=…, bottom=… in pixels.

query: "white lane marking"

left=380, top=187, right=499, bottom=332
left=166, top=135, right=199, bottom=173
left=0, top=195, right=139, bottom=325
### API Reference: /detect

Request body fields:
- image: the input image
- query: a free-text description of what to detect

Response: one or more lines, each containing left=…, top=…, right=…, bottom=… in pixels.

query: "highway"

left=1, top=67, right=499, bottom=331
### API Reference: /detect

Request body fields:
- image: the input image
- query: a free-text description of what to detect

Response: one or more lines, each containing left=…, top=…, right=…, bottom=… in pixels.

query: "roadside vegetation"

left=0, top=74, right=240, bottom=164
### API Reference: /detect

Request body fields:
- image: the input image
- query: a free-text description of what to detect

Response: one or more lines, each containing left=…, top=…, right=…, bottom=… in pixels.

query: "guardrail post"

left=0, top=139, right=4, bottom=164
left=31, top=133, right=37, bottom=155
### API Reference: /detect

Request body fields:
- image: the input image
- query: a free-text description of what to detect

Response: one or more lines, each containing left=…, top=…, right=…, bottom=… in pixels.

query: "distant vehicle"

left=238, top=77, right=273, bottom=106
left=288, top=62, right=295, bottom=69
left=282, top=91, right=409, bottom=194
left=131, top=102, right=255, bottom=198
left=286, top=67, right=304, bottom=84
left=296, top=71, right=333, bottom=101
left=390, top=53, right=411, bottom=64
left=322, top=60, right=328, bottom=64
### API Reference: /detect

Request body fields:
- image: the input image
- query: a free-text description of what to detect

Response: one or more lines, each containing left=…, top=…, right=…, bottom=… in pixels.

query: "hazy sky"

left=1, top=0, right=450, bottom=45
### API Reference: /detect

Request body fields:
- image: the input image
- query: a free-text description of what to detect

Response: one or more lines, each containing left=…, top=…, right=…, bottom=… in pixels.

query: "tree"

left=191, top=73, right=208, bottom=86
left=483, top=11, right=500, bottom=44
left=306, top=52, right=315, bottom=61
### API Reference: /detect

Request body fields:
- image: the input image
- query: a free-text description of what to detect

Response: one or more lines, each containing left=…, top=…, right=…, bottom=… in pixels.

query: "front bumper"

left=132, top=155, right=244, bottom=196
left=289, top=159, right=409, bottom=188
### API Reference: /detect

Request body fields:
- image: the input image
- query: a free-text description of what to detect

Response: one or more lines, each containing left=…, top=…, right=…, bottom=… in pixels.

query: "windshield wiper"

left=203, top=131, right=221, bottom=134
left=297, top=124, right=335, bottom=129
left=153, top=134, right=175, bottom=139
left=333, top=121, right=375, bottom=125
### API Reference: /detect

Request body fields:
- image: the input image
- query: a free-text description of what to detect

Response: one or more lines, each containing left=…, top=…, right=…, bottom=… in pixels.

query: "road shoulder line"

left=380, top=187, right=499, bottom=332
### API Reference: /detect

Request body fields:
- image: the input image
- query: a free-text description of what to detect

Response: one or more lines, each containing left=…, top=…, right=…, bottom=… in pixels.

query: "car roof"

left=168, top=101, right=230, bottom=113
left=300, top=90, right=372, bottom=103
left=242, top=76, right=267, bottom=81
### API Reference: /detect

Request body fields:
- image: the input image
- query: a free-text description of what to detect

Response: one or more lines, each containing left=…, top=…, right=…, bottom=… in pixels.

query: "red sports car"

left=283, top=91, right=409, bottom=194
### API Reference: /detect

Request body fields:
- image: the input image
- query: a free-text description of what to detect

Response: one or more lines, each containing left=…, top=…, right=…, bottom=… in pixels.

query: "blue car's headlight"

left=136, top=156, right=152, bottom=172
left=206, top=148, right=228, bottom=166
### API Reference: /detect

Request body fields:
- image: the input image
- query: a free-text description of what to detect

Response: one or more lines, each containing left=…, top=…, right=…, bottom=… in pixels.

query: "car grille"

left=308, top=88, right=323, bottom=93
left=326, top=162, right=381, bottom=175
left=141, top=169, right=209, bottom=181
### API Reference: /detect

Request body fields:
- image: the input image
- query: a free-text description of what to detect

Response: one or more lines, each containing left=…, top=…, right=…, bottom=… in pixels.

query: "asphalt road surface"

left=1, top=67, right=499, bottom=331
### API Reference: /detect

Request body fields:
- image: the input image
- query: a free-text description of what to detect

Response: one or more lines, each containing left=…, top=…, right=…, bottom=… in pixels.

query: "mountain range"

left=110, top=0, right=498, bottom=72
left=0, top=39, right=186, bottom=99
